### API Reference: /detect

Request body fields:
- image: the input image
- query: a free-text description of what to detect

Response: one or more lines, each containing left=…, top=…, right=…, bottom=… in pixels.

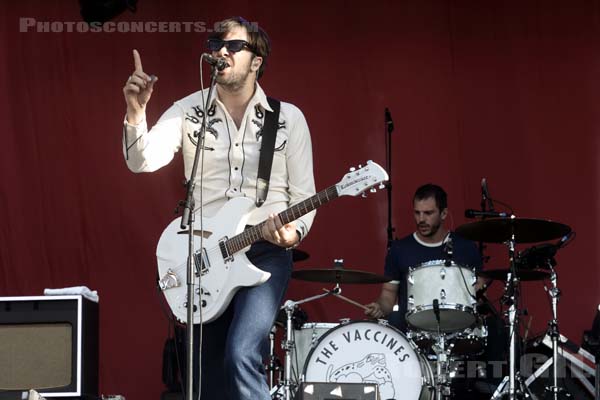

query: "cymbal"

left=291, top=268, right=391, bottom=284
left=292, top=249, right=309, bottom=262
left=479, top=269, right=550, bottom=281
left=455, top=218, right=571, bottom=243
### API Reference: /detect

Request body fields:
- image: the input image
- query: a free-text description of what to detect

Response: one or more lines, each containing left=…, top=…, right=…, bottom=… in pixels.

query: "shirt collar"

left=210, top=82, right=273, bottom=113
left=412, top=231, right=451, bottom=248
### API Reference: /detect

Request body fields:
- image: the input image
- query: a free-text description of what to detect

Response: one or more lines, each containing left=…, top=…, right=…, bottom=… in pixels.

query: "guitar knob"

left=201, top=300, right=207, bottom=308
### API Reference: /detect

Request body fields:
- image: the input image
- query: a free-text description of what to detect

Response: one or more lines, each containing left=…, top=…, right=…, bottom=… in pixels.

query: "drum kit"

left=267, top=216, right=575, bottom=400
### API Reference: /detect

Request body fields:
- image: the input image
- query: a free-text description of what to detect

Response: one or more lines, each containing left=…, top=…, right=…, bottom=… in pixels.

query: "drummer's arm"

left=364, top=282, right=398, bottom=319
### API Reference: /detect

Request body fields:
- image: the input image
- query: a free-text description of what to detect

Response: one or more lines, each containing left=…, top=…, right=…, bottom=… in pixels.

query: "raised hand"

left=123, top=49, right=157, bottom=124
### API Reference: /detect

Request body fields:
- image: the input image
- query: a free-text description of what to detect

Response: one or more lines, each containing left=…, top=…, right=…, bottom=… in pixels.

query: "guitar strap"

left=255, top=96, right=281, bottom=207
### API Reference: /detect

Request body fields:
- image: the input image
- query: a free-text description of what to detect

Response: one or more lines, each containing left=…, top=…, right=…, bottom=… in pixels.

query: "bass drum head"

left=302, top=320, right=433, bottom=400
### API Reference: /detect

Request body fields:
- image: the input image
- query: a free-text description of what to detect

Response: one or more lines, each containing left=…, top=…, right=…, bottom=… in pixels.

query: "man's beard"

left=418, top=220, right=441, bottom=237
left=216, top=64, right=252, bottom=92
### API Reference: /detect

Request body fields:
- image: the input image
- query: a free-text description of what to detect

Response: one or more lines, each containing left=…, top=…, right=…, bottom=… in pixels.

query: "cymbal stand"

left=543, top=263, right=572, bottom=399
left=431, top=300, right=453, bottom=399
left=492, top=233, right=533, bottom=399
left=267, top=325, right=282, bottom=392
left=275, top=289, right=339, bottom=400
left=432, top=334, right=453, bottom=399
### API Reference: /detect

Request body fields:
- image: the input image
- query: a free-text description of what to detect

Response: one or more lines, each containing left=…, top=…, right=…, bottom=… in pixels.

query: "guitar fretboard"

left=225, top=185, right=339, bottom=255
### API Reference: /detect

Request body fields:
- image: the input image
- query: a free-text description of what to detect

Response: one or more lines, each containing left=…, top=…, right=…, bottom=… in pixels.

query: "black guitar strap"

left=255, top=97, right=281, bottom=207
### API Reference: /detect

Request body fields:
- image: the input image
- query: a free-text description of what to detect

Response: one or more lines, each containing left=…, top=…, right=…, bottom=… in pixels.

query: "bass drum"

left=302, top=320, right=434, bottom=400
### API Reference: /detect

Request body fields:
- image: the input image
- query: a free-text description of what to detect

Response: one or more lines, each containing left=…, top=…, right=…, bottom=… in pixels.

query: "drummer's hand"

left=364, top=302, right=385, bottom=319
left=123, top=49, right=158, bottom=125
left=262, top=214, right=299, bottom=248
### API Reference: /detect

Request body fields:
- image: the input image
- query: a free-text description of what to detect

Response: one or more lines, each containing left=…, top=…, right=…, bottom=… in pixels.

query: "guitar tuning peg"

left=349, top=167, right=356, bottom=172
left=378, top=184, right=385, bottom=189
left=370, top=188, right=377, bottom=193
left=358, top=164, right=363, bottom=169
left=361, top=193, right=367, bottom=198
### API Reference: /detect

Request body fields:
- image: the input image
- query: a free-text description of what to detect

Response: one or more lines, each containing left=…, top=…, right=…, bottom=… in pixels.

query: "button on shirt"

left=123, top=83, right=316, bottom=238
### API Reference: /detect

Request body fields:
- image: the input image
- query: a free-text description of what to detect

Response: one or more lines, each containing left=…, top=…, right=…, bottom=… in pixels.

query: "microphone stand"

left=179, top=64, right=220, bottom=400
left=385, top=108, right=395, bottom=247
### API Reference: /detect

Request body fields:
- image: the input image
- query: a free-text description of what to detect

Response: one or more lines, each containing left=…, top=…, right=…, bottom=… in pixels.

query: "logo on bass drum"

left=304, top=322, right=426, bottom=400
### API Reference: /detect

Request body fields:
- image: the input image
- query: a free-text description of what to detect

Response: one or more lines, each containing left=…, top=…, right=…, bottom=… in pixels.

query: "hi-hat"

left=292, top=268, right=391, bottom=284
left=455, top=218, right=571, bottom=243
left=479, top=268, right=550, bottom=281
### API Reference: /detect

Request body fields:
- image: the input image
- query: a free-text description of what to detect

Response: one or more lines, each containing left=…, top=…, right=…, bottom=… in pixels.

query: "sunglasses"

left=207, top=39, right=254, bottom=53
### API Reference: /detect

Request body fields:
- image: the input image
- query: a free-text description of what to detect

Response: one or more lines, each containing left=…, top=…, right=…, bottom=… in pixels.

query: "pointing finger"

left=133, top=49, right=143, bottom=72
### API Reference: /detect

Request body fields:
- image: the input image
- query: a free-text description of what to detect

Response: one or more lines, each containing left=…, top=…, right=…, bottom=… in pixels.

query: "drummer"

left=365, top=183, right=483, bottom=331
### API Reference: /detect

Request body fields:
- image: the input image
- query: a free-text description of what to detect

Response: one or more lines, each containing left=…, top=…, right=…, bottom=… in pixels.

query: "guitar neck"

left=226, top=185, right=339, bottom=254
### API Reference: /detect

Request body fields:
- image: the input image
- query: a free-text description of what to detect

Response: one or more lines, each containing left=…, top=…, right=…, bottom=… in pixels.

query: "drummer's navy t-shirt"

left=384, top=232, right=482, bottom=331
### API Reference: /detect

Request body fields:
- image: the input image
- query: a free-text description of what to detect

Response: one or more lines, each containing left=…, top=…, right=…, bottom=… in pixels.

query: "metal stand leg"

left=543, top=266, right=571, bottom=399
left=491, top=235, right=534, bottom=400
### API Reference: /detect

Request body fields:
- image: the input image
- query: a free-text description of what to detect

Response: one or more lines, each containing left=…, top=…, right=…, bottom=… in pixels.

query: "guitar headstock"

left=336, top=160, right=389, bottom=197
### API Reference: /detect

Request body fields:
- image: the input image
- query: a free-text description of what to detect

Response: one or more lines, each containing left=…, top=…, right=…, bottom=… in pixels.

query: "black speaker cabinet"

left=0, top=295, right=99, bottom=398
left=297, top=382, right=379, bottom=400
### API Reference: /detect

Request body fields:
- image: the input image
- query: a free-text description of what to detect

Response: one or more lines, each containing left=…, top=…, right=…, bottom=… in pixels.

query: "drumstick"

left=322, top=288, right=368, bottom=311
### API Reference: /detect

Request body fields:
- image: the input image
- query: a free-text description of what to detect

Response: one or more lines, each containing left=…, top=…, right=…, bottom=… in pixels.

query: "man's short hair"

left=209, top=16, right=271, bottom=80
left=414, top=183, right=448, bottom=211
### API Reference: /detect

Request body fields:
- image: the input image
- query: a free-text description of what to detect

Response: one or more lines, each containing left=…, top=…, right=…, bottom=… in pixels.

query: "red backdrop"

left=1, top=1, right=599, bottom=398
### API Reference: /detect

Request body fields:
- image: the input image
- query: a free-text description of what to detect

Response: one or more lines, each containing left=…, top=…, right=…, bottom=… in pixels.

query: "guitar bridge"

left=158, top=269, right=180, bottom=291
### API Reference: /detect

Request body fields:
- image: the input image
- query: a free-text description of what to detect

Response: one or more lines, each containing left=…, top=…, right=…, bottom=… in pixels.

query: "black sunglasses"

left=207, top=39, right=254, bottom=53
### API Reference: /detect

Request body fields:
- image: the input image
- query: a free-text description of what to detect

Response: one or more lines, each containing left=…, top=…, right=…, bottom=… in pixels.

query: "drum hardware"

left=431, top=300, right=454, bottom=399
left=273, top=269, right=376, bottom=400
left=267, top=325, right=283, bottom=392
left=456, top=216, right=572, bottom=400
left=515, top=254, right=573, bottom=399
left=277, top=293, right=333, bottom=400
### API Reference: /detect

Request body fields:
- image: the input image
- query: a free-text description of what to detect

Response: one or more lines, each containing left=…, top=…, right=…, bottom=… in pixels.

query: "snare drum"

left=303, top=320, right=434, bottom=400
left=409, top=320, right=488, bottom=358
left=407, top=260, right=477, bottom=331
left=292, top=323, right=338, bottom=377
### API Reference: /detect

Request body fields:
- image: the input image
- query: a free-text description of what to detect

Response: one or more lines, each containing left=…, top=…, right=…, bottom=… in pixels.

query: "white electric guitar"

left=156, top=160, right=388, bottom=324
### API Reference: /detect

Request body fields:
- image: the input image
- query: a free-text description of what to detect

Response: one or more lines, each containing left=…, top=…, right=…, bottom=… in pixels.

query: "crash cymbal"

left=291, top=268, right=391, bottom=284
left=292, top=249, right=309, bottom=262
left=455, top=218, right=571, bottom=243
left=479, top=269, right=550, bottom=281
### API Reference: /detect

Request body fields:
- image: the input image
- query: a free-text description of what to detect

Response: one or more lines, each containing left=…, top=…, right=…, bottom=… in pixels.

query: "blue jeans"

left=187, top=240, right=292, bottom=400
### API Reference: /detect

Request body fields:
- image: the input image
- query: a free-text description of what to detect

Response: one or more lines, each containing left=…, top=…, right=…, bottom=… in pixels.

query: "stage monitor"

left=0, top=296, right=98, bottom=398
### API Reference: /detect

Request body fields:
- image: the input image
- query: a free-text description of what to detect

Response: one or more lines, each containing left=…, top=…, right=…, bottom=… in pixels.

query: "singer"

left=121, top=17, right=316, bottom=400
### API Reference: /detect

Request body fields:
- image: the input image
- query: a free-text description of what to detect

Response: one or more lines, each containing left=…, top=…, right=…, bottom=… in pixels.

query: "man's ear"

left=251, top=56, right=262, bottom=72
left=441, top=208, right=448, bottom=220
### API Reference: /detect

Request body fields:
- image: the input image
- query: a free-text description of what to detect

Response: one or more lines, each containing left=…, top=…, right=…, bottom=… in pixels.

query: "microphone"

left=202, top=53, right=229, bottom=71
left=481, top=178, right=495, bottom=211
left=385, top=108, right=394, bottom=133
left=517, top=231, right=574, bottom=269
left=433, top=299, right=441, bottom=325
left=443, top=234, right=453, bottom=266
left=465, top=209, right=509, bottom=218
left=475, top=283, right=488, bottom=301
